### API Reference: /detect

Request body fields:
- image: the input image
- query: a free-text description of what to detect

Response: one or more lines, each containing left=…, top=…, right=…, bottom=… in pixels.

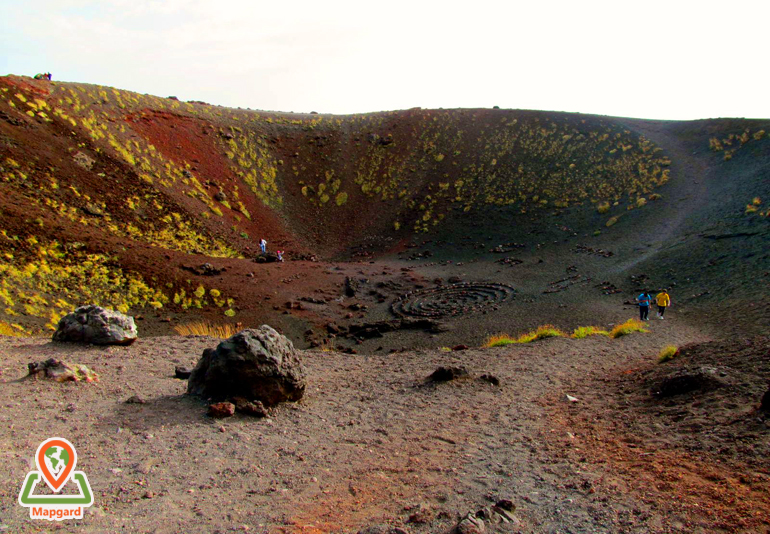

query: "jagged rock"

left=214, top=190, right=227, bottom=202
left=53, top=306, right=137, bottom=345
left=456, top=514, right=485, bottom=534
left=208, top=402, right=235, bottom=418
left=233, top=397, right=268, bottom=417
left=429, top=366, right=469, bottom=382
left=27, top=358, right=99, bottom=383
left=188, top=326, right=307, bottom=406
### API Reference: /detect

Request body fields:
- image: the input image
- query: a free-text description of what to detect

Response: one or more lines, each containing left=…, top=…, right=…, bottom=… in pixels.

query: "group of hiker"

left=258, top=238, right=284, bottom=262
left=34, top=72, right=52, bottom=81
left=636, top=289, right=671, bottom=320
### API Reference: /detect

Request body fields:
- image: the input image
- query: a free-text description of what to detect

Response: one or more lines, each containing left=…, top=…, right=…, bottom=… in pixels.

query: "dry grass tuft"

left=174, top=321, right=238, bottom=338
left=658, top=345, right=679, bottom=363
left=609, top=319, right=649, bottom=338
left=485, top=325, right=567, bottom=347
left=571, top=326, right=610, bottom=339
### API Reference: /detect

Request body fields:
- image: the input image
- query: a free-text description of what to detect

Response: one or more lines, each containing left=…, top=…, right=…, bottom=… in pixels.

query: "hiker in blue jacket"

left=636, top=291, right=653, bottom=321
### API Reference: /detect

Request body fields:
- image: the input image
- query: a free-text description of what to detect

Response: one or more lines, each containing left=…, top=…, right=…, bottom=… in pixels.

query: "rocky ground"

left=1, top=318, right=768, bottom=533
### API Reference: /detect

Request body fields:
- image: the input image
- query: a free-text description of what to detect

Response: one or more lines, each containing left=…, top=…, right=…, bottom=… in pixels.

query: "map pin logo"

left=35, top=437, right=77, bottom=492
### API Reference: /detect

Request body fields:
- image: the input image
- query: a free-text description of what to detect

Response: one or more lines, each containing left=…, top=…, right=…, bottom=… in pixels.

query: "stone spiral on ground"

left=391, top=282, right=515, bottom=318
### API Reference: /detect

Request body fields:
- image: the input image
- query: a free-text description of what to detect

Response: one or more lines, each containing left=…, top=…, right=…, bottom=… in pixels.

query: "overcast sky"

left=2, top=0, right=768, bottom=120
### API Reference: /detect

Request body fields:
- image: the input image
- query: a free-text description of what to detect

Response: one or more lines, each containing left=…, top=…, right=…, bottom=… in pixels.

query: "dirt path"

left=607, top=120, right=712, bottom=275
left=0, top=316, right=735, bottom=533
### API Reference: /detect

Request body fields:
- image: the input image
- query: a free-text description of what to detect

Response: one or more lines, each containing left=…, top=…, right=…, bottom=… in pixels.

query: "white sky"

left=2, top=0, right=769, bottom=120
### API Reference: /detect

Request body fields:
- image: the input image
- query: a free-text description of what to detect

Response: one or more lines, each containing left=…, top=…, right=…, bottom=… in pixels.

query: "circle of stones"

left=391, top=282, right=515, bottom=318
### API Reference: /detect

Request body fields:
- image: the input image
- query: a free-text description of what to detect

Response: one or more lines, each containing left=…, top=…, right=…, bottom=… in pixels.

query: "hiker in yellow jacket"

left=656, top=289, right=671, bottom=319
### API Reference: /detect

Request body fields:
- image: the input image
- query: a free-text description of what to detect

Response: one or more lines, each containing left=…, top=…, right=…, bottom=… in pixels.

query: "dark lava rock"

left=429, top=366, right=469, bottom=382
left=208, top=402, right=235, bottom=418
left=181, top=262, right=225, bottom=276
left=125, top=395, right=146, bottom=404
left=345, top=276, right=359, bottom=297
left=188, top=326, right=307, bottom=406
left=452, top=344, right=469, bottom=351
left=255, top=253, right=279, bottom=263
left=175, top=366, right=192, bottom=379
left=654, top=366, right=725, bottom=397
left=480, top=374, right=501, bottom=386
left=53, top=305, right=137, bottom=346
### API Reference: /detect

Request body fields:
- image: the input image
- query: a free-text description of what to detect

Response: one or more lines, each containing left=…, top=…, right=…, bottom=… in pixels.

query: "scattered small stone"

left=233, top=397, right=268, bottom=418
left=175, top=366, right=192, bottom=379
left=457, top=514, right=485, bottom=534
left=428, top=366, right=469, bottom=382
left=208, top=402, right=236, bottom=418
left=357, top=526, right=408, bottom=534
left=480, top=374, right=501, bottom=386
left=406, top=505, right=434, bottom=524
left=142, top=491, right=155, bottom=499
left=27, top=359, right=99, bottom=383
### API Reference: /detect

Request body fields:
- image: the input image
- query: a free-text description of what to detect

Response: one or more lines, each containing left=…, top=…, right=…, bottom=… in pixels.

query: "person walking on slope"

left=637, top=291, right=653, bottom=321
left=259, top=238, right=267, bottom=254
left=656, top=288, right=671, bottom=319
left=276, top=250, right=284, bottom=262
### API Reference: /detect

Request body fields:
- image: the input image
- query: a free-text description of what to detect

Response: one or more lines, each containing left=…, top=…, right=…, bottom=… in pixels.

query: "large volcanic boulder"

left=187, top=326, right=306, bottom=406
left=53, top=305, right=137, bottom=345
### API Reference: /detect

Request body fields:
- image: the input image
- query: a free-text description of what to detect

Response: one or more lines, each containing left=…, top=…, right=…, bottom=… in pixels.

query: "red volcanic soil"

left=126, top=110, right=301, bottom=254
